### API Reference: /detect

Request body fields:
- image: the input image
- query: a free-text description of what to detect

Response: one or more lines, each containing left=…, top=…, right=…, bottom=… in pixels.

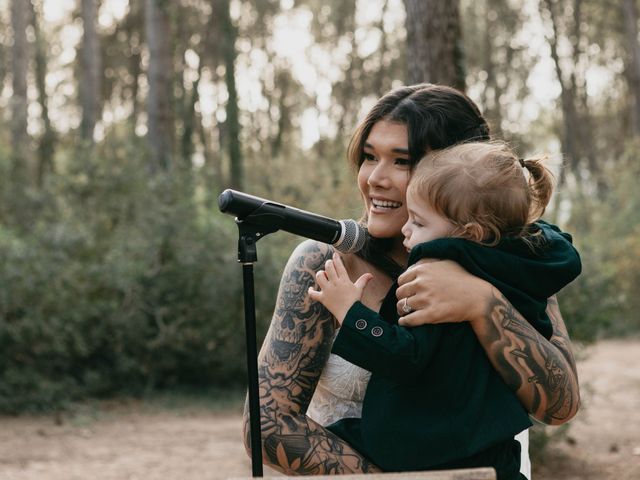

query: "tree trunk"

left=480, top=0, right=504, bottom=137
left=622, top=0, right=640, bottom=137
left=181, top=54, right=203, bottom=167
left=124, top=1, right=143, bottom=135
left=540, top=0, right=581, bottom=170
left=541, top=0, right=604, bottom=201
left=373, top=0, right=391, bottom=96
left=270, top=70, right=290, bottom=160
left=10, top=0, right=29, bottom=185
left=29, top=0, right=56, bottom=186
left=540, top=0, right=583, bottom=219
left=403, top=0, right=465, bottom=90
left=198, top=111, right=222, bottom=196
left=146, top=0, right=174, bottom=172
left=79, top=0, right=101, bottom=143
left=130, top=44, right=142, bottom=134
left=214, top=0, right=242, bottom=190
left=570, top=0, right=602, bottom=192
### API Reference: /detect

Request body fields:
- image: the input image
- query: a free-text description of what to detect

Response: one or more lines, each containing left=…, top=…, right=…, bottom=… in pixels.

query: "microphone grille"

left=334, top=220, right=367, bottom=253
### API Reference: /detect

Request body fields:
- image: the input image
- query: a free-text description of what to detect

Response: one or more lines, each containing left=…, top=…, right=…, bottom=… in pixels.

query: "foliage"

left=558, top=140, right=640, bottom=341
left=0, top=136, right=284, bottom=413
left=529, top=422, right=571, bottom=464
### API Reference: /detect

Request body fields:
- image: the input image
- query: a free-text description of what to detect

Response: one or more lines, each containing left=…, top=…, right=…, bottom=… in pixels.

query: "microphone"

left=218, top=189, right=367, bottom=253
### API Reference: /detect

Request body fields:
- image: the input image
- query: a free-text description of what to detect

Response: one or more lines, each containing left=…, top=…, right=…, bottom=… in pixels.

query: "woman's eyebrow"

left=363, top=142, right=409, bottom=155
left=393, top=148, right=410, bottom=155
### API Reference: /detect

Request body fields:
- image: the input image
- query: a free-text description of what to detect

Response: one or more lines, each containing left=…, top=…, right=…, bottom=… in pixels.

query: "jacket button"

left=355, top=319, right=367, bottom=330
left=371, top=326, right=383, bottom=337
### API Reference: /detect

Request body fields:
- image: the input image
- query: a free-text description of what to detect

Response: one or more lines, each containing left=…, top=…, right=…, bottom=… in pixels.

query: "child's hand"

left=308, top=253, right=373, bottom=324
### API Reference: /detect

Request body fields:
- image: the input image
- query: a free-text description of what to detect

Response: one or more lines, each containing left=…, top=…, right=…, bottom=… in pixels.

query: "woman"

left=242, top=84, right=579, bottom=476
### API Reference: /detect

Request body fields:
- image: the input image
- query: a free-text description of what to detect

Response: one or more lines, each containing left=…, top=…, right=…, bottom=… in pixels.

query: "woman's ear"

left=462, top=222, right=485, bottom=243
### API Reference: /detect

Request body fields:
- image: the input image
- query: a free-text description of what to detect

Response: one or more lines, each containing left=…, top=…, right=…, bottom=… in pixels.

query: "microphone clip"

left=236, top=218, right=279, bottom=263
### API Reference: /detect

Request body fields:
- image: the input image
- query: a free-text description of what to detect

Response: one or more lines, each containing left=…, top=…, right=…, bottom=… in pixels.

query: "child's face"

left=401, top=190, right=456, bottom=251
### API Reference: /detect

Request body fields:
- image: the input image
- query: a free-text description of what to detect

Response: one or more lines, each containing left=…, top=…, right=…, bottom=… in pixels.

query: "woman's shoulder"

left=286, top=239, right=335, bottom=272
left=287, top=240, right=363, bottom=274
left=291, top=238, right=334, bottom=256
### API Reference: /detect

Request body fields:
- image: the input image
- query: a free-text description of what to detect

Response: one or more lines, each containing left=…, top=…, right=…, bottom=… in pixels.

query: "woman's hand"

left=395, top=259, right=492, bottom=327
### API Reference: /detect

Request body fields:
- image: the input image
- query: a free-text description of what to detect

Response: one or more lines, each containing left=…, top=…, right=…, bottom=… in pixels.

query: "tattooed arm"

left=242, top=240, right=380, bottom=474
left=396, top=260, right=580, bottom=425
left=469, top=290, right=579, bottom=425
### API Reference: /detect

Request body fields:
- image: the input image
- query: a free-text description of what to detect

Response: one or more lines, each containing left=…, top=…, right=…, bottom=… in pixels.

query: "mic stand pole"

left=236, top=219, right=277, bottom=478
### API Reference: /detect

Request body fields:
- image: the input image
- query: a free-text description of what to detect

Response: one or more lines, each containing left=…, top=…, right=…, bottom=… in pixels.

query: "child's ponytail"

left=521, top=156, right=554, bottom=223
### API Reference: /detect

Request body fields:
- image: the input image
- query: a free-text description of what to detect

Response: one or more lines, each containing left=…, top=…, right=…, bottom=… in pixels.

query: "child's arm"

left=309, top=254, right=444, bottom=381
left=331, top=301, right=445, bottom=381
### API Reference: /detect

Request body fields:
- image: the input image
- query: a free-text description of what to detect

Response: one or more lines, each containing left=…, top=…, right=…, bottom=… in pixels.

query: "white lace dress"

left=307, top=343, right=371, bottom=425
left=306, top=335, right=532, bottom=479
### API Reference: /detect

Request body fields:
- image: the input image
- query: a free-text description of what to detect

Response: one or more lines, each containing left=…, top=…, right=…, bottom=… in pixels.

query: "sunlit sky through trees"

left=5, top=0, right=617, bottom=152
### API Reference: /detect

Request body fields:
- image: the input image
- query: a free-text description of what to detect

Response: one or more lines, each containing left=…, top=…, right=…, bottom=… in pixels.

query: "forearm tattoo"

left=243, top=241, right=380, bottom=474
left=481, top=290, right=580, bottom=425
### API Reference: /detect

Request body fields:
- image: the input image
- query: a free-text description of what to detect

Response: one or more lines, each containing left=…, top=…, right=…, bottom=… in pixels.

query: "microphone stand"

left=236, top=218, right=278, bottom=478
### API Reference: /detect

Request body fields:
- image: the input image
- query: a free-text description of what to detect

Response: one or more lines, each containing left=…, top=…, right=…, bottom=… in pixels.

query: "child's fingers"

left=332, top=253, right=348, bottom=277
left=324, top=259, right=338, bottom=280
left=315, top=270, right=329, bottom=288
left=354, top=272, right=373, bottom=291
left=307, top=287, right=322, bottom=302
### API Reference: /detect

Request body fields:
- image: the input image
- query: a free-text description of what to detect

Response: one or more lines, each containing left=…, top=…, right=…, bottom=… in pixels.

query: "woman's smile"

left=370, top=197, right=403, bottom=211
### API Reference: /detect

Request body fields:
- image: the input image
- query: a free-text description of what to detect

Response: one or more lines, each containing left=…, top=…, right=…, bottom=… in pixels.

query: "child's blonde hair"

left=408, top=141, right=554, bottom=245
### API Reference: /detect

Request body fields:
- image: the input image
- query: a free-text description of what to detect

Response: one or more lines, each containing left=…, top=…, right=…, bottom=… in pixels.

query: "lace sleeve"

left=307, top=332, right=372, bottom=426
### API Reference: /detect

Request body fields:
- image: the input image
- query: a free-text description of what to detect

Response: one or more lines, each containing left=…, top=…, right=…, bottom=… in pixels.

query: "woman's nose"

left=367, top=162, right=390, bottom=188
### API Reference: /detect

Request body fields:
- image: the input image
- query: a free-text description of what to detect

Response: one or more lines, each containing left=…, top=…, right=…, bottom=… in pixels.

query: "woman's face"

left=357, top=120, right=412, bottom=240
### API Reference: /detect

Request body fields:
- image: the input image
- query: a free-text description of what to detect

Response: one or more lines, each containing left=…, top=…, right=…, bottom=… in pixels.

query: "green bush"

left=0, top=140, right=284, bottom=413
left=558, top=140, right=640, bottom=341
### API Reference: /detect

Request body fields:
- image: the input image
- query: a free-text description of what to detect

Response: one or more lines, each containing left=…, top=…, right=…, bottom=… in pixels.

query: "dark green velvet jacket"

left=327, top=221, right=581, bottom=476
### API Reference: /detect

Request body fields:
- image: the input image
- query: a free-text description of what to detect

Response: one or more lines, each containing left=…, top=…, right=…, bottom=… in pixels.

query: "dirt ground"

left=1, top=338, right=639, bottom=480
left=531, top=338, right=640, bottom=480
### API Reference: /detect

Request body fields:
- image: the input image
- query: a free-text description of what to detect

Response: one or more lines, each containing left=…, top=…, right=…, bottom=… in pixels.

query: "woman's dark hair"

left=350, top=84, right=491, bottom=278
left=348, top=84, right=490, bottom=169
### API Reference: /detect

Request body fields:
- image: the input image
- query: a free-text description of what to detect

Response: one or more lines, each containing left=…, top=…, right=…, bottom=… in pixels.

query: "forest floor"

left=0, top=338, right=639, bottom=480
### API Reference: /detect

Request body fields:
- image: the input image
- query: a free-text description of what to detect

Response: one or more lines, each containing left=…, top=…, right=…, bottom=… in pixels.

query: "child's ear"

left=462, top=222, right=485, bottom=243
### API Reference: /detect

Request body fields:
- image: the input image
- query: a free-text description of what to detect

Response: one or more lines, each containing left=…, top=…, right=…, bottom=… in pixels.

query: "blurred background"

left=0, top=0, right=639, bottom=476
